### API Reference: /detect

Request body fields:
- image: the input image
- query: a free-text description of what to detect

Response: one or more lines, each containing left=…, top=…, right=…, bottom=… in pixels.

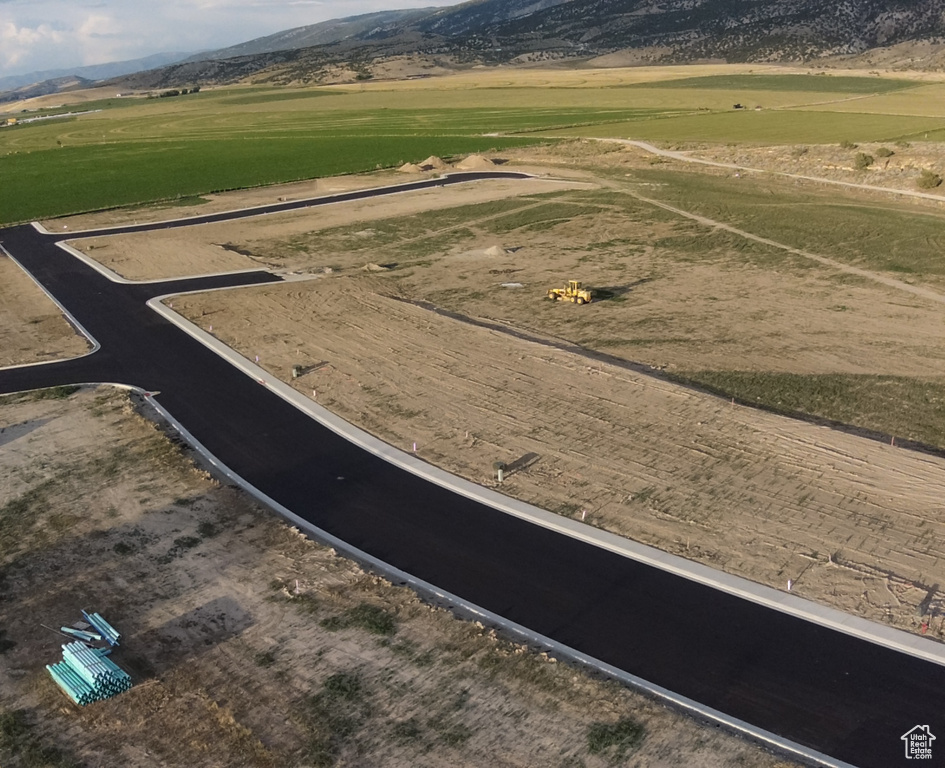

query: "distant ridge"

left=109, top=0, right=945, bottom=90
left=0, top=51, right=193, bottom=94
left=180, top=9, right=437, bottom=62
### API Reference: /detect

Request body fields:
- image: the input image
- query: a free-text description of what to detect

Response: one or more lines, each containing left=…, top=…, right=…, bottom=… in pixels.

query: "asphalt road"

left=2, top=176, right=943, bottom=768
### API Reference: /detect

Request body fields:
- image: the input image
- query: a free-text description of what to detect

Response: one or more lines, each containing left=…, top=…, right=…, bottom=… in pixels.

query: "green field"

left=0, top=135, right=537, bottom=224
left=0, top=91, right=683, bottom=224
left=2, top=70, right=944, bottom=225
left=626, top=166, right=945, bottom=276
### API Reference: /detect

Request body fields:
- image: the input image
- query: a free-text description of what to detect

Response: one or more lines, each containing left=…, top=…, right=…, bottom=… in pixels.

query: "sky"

left=0, top=0, right=466, bottom=78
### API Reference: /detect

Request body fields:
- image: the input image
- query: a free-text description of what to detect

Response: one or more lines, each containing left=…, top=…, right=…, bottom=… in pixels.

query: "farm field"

left=546, top=109, right=945, bottom=144
left=7, top=63, right=945, bottom=766
left=4, top=65, right=945, bottom=224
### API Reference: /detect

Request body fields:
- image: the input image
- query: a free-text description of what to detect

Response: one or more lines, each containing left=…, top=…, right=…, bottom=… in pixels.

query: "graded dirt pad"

left=70, top=233, right=257, bottom=281
left=66, top=173, right=590, bottom=281
left=0, top=252, right=89, bottom=367
left=0, top=388, right=795, bottom=768
left=171, top=280, right=945, bottom=638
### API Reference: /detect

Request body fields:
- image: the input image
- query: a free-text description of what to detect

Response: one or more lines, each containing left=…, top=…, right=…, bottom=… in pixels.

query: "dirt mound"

left=484, top=245, right=506, bottom=257
left=456, top=154, right=496, bottom=170
left=398, top=162, right=423, bottom=173
left=362, top=262, right=391, bottom=272
left=419, top=155, right=449, bottom=170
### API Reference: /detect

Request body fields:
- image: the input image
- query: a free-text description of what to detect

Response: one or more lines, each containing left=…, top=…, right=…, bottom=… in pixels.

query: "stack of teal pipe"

left=82, top=610, right=121, bottom=646
left=46, top=642, right=132, bottom=705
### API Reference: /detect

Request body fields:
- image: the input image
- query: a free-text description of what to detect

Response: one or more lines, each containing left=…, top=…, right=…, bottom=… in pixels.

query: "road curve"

left=1, top=174, right=942, bottom=768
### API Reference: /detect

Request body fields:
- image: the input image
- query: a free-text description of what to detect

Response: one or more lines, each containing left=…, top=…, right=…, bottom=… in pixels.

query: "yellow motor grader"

left=547, top=280, right=592, bottom=305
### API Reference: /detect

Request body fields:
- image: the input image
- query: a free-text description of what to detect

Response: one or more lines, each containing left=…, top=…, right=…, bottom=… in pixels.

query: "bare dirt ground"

left=64, top=172, right=588, bottom=281
left=0, top=387, right=796, bottom=767
left=46, top=161, right=581, bottom=237
left=688, top=141, right=945, bottom=191
left=0, top=252, right=89, bottom=367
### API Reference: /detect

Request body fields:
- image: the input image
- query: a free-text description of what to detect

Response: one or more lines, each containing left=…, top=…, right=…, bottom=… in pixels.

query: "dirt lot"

left=48, top=162, right=581, bottom=238
left=0, top=387, right=795, bottom=767
left=43, top=170, right=432, bottom=233
left=0, top=252, right=89, bottom=367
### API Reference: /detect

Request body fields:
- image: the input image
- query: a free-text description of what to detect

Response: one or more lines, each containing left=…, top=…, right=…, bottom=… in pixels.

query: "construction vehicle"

left=547, top=280, right=592, bottom=305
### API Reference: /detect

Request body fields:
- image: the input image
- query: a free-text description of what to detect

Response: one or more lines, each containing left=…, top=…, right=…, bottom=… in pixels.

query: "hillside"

left=111, top=0, right=945, bottom=89
left=0, top=52, right=193, bottom=96
left=179, top=9, right=437, bottom=62
left=0, top=75, right=95, bottom=104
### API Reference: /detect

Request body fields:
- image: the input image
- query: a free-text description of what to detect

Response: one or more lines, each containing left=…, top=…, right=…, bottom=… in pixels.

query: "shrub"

left=896, top=139, right=911, bottom=149
left=320, top=602, right=397, bottom=636
left=839, top=139, right=858, bottom=149
left=0, top=629, right=15, bottom=654
left=0, top=709, right=77, bottom=767
left=917, top=169, right=943, bottom=189
left=587, top=718, right=646, bottom=760
left=854, top=153, right=874, bottom=170
left=875, top=147, right=894, bottom=158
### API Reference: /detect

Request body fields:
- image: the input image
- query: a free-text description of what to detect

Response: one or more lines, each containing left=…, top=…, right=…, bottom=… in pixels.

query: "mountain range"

left=8, top=0, right=945, bottom=99
left=0, top=52, right=193, bottom=97
left=111, top=0, right=945, bottom=89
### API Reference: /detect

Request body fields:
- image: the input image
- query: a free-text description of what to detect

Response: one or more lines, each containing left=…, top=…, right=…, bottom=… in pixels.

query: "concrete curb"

left=0, top=244, right=100, bottom=372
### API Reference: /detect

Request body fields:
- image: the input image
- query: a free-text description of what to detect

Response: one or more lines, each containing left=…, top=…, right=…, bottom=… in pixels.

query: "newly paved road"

left=2, top=176, right=943, bottom=768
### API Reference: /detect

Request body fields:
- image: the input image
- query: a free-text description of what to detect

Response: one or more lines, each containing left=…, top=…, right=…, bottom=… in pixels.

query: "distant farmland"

left=2, top=68, right=944, bottom=224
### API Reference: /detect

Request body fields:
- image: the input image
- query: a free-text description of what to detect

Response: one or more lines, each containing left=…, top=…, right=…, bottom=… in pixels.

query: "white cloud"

left=0, top=19, right=65, bottom=70
left=0, top=0, right=466, bottom=79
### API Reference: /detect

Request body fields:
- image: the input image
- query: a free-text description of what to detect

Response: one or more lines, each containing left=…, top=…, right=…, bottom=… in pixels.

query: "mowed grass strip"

left=0, top=135, right=538, bottom=225
left=0, top=107, right=673, bottom=153
left=547, top=109, right=945, bottom=144
left=622, top=74, right=917, bottom=93
left=793, top=83, right=945, bottom=118
left=628, top=166, right=945, bottom=276
left=676, top=370, right=945, bottom=451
